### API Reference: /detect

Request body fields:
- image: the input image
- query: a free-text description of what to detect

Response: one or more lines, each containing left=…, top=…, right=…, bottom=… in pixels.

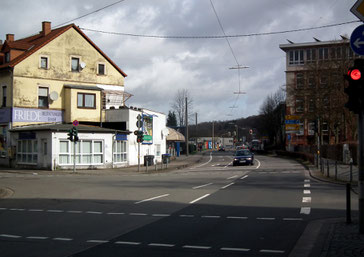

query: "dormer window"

left=71, top=57, right=80, bottom=72
left=5, top=52, right=10, bottom=63
left=40, top=56, right=49, bottom=69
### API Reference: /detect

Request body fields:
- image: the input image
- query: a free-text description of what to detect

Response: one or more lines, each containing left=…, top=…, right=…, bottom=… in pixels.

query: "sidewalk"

left=0, top=152, right=207, bottom=176
left=297, top=161, right=364, bottom=257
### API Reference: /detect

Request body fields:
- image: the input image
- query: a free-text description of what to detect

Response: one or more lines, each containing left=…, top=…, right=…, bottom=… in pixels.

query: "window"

left=308, top=73, right=316, bottom=88
left=38, top=87, right=49, bottom=108
left=71, top=57, right=80, bottom=72
left=113, top=141, right=127, bottom=163
left=319, top=48, right=329, bottom=60
left=17, top=140, right=38, bottom=164
left=2, top=86, right=6, bottom=107
left=40, top=56, right=49, bottom=69
left=59, top=140, right=104, bottom=165
left=320, top=74, right=328, bottom=88
left=295, top=98, right=304, bottom=113
left=308, top=98, right=315, bottom=112
left=331, top=47, right=342, bottom=59
left=77, top=93, right=96, bottom=108
left=289, top=50, right=304, bottom=65
left=296, top=73, right=304, bottom=89
left=98, top=63, right=106, bottom=75
left=306, top=49, right=316, bottom=63
left=5, top=52, right=10, bottom=63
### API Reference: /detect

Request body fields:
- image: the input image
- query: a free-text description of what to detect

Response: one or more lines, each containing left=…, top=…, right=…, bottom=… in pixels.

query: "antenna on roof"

left=286, top=39, right=294, bottom=44
left=313, top=37, right=321, bottom=42
left=340, top=35, right=348, bottom=40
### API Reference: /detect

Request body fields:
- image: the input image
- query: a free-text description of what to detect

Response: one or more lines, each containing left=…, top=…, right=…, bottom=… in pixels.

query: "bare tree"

left=171, top=89, right=193, bottom=127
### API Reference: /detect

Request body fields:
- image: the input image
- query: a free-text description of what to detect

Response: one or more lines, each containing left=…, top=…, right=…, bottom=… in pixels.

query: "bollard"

left=335, top=161, right=338, bottom=180
left=327, top=160, right=330, bottom=178
left=347, top=183, right=352, bottom=224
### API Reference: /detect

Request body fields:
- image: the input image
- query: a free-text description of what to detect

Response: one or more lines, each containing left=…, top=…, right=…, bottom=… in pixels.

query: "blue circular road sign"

left=350, top=24, right=364, bottom=56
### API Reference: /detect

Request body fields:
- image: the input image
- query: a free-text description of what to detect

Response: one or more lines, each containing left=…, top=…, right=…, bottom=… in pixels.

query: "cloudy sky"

left=0, top=0, right=360, bottom=122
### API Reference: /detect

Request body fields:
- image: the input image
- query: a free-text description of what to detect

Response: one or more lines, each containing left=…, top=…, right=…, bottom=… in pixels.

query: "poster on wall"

left=142, top=115, right=153, bottom=144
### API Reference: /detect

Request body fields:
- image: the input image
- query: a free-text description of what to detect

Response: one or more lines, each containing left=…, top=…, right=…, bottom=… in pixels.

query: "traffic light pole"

left=359, top=111, right=364, bottom=233
left=73, top=141, right=76, bottom=173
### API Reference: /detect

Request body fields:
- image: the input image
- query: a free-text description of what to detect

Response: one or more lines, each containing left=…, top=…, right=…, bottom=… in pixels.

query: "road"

left=0, top=151, right=357, bottom=257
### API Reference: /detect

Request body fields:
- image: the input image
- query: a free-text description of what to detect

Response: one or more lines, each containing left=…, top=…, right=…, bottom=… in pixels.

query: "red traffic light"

left=350, top=69, right=361, bottom=80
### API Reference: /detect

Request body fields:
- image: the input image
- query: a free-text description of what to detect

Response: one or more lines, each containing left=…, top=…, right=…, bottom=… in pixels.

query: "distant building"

left=280, top=38, right=359, bottom=150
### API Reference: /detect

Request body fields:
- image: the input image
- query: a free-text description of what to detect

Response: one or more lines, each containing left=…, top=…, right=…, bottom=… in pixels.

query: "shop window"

left=78, top=93, right=96, bottom=109
left=17, top=140, right=38, bottom=164
left=38, top=87, right=49, bottom=108
left=59, top=140, right=103, bottom=165
left=113, top=140, right=127, bottom=163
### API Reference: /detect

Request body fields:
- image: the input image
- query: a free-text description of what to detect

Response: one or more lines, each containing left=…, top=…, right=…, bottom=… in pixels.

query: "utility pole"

left=195, top=113, right=198, bottom=150
left=359, top=111, right=364, bottom=233
left=212, top=121, right=215, bottom=150
left=185, top=97, right=189, bottom=156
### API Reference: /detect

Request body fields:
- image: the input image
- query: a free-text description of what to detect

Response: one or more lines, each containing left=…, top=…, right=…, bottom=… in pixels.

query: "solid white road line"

left=189, top=194, right=210, bottom=204
left=227, top=175, right=238, bottom=180
left=221, top=247, right=250, bottom=252
left=221, top=183, right=234, bottom=189
left=194, top=152, right=213, bottom=168
left=193, top=183, right=213, bottom=189
left=255, top=159, right=261, bottom=169
left=134, top=194, right=170, bottom=204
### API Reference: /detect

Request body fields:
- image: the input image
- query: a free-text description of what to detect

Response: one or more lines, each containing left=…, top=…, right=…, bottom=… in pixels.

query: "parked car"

left=233, top=149, right=254, bottom=166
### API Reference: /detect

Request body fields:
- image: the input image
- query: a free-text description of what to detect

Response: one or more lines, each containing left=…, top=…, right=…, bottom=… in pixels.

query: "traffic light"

left=67, top=127, right=79, bottom=142
left=344, top=59, right=364, bottom=114
left=73, top=127, right=79, bottom=142
left=136, top=130, right=144, bottom=143
left=67, top=129, right=74, bottom=142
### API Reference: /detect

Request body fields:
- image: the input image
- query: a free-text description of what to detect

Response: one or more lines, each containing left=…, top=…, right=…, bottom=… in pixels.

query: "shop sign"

left=13, top=108, right=63, bottom=123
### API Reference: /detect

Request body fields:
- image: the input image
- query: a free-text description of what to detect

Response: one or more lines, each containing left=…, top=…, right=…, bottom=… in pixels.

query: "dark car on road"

left=233, top=149, right=254, bottom=166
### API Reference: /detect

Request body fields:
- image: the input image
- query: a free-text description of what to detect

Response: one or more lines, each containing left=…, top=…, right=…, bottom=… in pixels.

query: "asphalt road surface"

left=0, top=151, right=357, bottom=257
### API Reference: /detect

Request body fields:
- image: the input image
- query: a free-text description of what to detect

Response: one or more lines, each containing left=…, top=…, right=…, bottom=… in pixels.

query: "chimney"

left=42, top=21, right=51, bottom=36
left=6, top=34, right=14, bottom=42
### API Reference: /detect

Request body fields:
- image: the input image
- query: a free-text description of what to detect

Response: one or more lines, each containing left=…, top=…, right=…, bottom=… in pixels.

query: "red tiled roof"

left=0, top=23, right=127, bottom=77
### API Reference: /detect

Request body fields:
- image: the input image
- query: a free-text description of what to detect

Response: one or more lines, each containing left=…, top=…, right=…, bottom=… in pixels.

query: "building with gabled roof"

left=0, top=21, right=166, bottom=170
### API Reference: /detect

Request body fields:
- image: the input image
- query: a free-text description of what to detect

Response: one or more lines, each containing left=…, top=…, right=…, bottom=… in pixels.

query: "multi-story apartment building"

left=0, top=22, right=166, bottom=170
left=280, top=38, right=359, bottom=149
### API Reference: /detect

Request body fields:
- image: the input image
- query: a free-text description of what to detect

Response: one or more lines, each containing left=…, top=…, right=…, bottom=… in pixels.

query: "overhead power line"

left=79, top=20, right=359, bottom=39
left=55, top=0, right=126, bottom=28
